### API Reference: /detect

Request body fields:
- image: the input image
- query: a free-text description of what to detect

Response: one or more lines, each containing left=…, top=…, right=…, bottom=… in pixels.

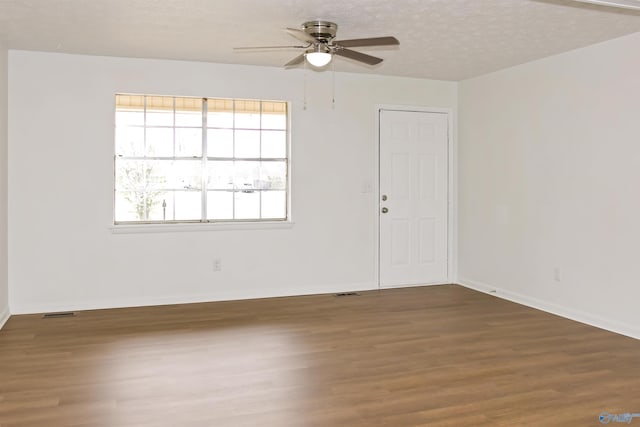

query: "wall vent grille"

left=43, top=312, right=76, bottom=318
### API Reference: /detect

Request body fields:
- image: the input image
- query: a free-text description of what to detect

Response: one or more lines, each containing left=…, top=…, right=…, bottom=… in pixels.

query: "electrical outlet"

left=212, top=258, right=222, bottom=272
left=554, top=267, right=562, bottom=282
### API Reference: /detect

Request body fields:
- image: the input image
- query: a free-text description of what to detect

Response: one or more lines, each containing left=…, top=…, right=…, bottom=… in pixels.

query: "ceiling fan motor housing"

left=302, top=21, right=338, bottom=43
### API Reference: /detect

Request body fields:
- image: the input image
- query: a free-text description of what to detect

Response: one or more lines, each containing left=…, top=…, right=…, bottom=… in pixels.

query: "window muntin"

left=114, top=94, right=289, bottom=224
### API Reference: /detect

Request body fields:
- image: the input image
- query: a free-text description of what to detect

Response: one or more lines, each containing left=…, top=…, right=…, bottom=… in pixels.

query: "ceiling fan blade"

left=284, top=54, right=305, bottom=67
left=333, top=36, right=399, bottom=48
left=234, top=45, right=307, bottom=51
left=285, top=28, right=317, bottom=44
left=571, top=0, right=640, bottom=10
left=334, top=48, right=383, bottom=65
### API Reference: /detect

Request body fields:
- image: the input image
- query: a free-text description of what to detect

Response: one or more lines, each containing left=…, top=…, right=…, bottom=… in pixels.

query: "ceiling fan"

left=234, top=20, right=399, bottom=69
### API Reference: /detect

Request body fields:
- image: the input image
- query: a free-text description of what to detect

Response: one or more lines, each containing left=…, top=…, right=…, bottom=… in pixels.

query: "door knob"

left=381, top=207, right=389, bottom=214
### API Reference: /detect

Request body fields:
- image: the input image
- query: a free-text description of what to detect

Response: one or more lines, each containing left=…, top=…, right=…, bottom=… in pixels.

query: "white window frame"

left=112, top=94, right=291, bottom=229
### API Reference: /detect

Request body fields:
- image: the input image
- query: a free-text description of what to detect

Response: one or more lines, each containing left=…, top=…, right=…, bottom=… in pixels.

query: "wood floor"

left=1, top=285, right=639, bottom=427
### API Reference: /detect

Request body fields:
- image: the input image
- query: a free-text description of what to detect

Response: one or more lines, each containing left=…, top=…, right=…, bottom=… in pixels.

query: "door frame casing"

left=374, top=105, right=457, bottom=289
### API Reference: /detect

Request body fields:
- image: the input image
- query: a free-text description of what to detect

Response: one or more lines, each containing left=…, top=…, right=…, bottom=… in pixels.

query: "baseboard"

left=0, top=305, right=10, bottom=330
left=9, top=281, right=379, bottom=315
left=458, top=278, right=640, bottom=340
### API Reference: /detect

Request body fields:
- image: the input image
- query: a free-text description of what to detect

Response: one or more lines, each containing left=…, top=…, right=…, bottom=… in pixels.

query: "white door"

left=379, top=109, right=449, bottom=287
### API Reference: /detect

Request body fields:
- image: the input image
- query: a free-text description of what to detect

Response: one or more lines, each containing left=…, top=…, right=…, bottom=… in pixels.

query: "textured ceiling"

left=0, top=0, right=639, bottom=81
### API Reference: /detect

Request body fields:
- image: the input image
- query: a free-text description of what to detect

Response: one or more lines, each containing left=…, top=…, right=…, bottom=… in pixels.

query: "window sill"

left=110, top=221, right=295, bottom=234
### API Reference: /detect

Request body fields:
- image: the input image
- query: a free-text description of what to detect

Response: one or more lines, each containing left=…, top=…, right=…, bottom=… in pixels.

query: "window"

left=114, top=94, right=289, bottom=224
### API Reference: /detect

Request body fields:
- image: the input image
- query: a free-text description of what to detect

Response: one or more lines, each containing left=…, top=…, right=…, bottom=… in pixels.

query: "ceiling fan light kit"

left=306, top=51, right=332, bottom=67
left=305, top=44, right=333, bottom=67
left=572, top=0, right=640, bottom=10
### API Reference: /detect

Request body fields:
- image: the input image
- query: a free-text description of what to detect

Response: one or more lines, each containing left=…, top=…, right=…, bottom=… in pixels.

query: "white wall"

left=0, top=42, right=8, bottom=327
left=8, top=51, right=457, bottom=314
left=458, top=32, right=640, bottom=339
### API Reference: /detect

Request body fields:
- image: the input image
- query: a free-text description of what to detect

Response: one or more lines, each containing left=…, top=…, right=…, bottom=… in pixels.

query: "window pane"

left=176, top=107, right=202, bottom=127
left=207, top=191, right=233, bottom=220
left=116, top=127, right=144, bottom=157
left=116, top=111, right=144, bottom=127
left=115, top=159, right=153, bottom=191
left=175, top=128, right=202, bottom=157
left=174, top=191, right=201, bottom=220
left=152, top=192, right=174, bottom=221
left=235, top=100, right=261, bottom=129
left=261, top=113, right=286, bottom=130
left=175, top=97, right=201, bottom=123
left=260, top=161, right=287, bottom=190
left=234, top=161, right=260, bottom=191
left=146, top=96, right=174, bottom=126
left=208, top=111, right=233, bottom=128
left=261, top=130, right=286, bottom=158
left=144, top=160, right=167, bottom=190
left=207, top=161, right=234, bottom=190
left=152, top=160, right=202, bottom=190
left=235, top=130, right=260, bottom=158
left=207, top=98, right=233, bottom=128
left=234, top=191, right=260, bottom=219
left=146, top=110, right=173, bottom=127
left=208, top=129, right=233, bottom=158
left=115, top=190, right=165, bottom=222
left=261, top=191, right=286, bottom=219
left=146, top=128, right=174, bottom=157
left=208, top=161, right=271, bottom=192
left=115, top=191, right=138, bottom=221
left=235, top=112, right=260, bottom=129
left=118, top=160, right=201, bottom=193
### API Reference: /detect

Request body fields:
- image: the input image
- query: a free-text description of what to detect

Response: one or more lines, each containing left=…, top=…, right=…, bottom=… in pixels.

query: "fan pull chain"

left=303, top=60, right=308, bottom=111
left=332, top=60, right=336, bottom=109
